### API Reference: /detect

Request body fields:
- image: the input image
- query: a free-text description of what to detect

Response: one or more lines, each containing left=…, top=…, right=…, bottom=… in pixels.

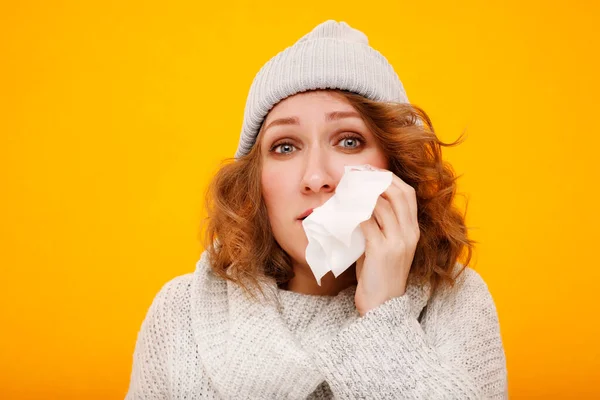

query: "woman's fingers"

left=384, top=186, right=418, bottom=240
left=370, top=168, right=419, bottom=242
left=360, top=214, right=383, bottom=243
left=370, top=167, right=418, bottom=226
left=371, top=195, right=400, bottom=239
left=388, top=174, right=418, bottom=226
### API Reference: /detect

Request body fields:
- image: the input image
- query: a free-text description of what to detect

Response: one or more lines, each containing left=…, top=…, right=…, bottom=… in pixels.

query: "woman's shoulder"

left=435, top=263, right=493, bottom=294
left=427, top=264, right=500, bottom=318
left=144, top=253, right=221, bottom=319
left=154, top=272, right=194, bottom=300
left=152, top=251, right=217, bottom=299
left=142, top=273, right=195, bottom=327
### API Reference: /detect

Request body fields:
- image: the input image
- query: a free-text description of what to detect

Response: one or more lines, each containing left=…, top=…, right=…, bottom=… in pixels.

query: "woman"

left=126, top=20, right=508, bottom=399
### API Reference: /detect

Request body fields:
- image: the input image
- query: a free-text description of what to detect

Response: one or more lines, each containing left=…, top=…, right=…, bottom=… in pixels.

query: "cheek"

left=363, top=147, right=389, bottom=170
left=338, top=148, right=389, bottom=170
left=368, top=154, right=389, bottom=170
left=261, top=165, right=306, bottom=257
left=261, top=166, right=292, bottom=220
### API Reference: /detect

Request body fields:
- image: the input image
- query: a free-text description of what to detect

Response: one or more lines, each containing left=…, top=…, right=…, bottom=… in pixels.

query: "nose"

left=300, top=147, right=336, bottom=194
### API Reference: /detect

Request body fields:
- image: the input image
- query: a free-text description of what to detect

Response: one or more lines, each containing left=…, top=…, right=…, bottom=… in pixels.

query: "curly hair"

left=201, top=89, right=475, bottom=300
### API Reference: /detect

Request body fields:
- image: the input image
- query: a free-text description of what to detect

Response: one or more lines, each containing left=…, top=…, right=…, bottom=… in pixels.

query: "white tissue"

left=301, top=165, right=393, bottom=286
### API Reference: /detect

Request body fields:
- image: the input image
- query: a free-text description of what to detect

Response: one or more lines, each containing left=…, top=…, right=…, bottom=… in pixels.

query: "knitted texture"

left=125, top=251, right=508, bottom=399
left=235, top=20, right=409, bottom=159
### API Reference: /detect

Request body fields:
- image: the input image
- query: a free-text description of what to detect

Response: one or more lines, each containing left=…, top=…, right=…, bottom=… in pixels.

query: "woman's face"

left=259, top=90, right=389, bottom=268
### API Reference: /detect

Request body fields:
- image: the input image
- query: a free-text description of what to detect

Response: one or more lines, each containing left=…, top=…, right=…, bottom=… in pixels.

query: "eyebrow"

left=263, top=111, right=362, bottom=132
left=325, top=110, right=362, bottom=122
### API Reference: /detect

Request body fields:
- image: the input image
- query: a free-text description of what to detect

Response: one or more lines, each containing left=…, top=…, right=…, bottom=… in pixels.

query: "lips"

left=298, top=208, right=314, bottom=221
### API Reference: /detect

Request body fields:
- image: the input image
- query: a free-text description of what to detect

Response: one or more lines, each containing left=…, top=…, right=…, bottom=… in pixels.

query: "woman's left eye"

left=337, top=135, right=364, bottom=149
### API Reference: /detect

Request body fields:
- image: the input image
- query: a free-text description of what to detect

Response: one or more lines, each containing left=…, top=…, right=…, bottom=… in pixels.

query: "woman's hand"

left=354, top=171, right=420, bottom=317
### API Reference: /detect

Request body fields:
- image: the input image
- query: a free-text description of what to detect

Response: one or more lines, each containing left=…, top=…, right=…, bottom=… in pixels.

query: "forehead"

left=263, top=90, right=354, bottom=124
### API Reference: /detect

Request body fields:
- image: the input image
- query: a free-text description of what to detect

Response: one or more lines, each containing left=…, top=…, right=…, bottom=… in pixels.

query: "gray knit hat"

left=235, top=20, right=409, bottom=159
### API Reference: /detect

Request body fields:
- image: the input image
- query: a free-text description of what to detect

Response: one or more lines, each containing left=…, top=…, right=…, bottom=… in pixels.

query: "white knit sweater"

left=125, top=251, right=508, bottom=399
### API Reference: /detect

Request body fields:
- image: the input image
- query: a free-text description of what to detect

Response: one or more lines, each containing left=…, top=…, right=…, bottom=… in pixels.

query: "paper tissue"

left=301, top=165, right=393, bottom=285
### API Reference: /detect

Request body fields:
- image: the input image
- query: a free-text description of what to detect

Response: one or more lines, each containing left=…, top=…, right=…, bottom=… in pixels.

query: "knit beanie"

left=235, top=20, right=409, bottom=159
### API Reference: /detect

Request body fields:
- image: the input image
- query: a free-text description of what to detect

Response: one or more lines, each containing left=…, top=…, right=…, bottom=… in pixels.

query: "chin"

left=288, top=247, right=307, bottom=265
left=279, top=245, right=306, bottom=268
left=273, top=225, right=308, bottom=265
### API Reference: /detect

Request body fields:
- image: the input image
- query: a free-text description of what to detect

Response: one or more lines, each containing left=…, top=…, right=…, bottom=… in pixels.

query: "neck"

left=282, top=261, right=358, bottom=296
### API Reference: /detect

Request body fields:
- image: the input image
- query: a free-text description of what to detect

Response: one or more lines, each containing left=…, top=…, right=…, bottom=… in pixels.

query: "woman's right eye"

left=271, top=142, right=296, bottom=154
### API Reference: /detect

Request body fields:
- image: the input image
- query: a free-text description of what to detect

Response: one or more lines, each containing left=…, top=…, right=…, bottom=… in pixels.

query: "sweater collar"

left=190, top=251, right=431, bottom=399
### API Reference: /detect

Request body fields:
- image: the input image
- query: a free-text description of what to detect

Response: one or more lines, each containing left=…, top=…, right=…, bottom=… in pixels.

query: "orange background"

left=1, top=1, right=599, bottom=398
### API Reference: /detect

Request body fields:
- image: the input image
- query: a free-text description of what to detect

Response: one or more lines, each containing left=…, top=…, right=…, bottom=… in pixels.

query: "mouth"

left=297, top=208, right=314, bottom=221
